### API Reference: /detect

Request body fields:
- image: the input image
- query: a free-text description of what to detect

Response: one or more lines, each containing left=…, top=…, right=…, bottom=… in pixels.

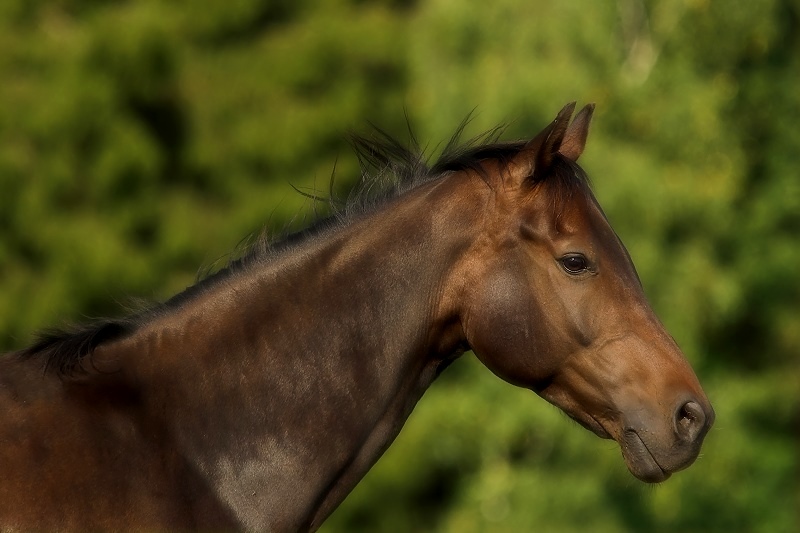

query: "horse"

left=0, top=103, right=714, bottom=531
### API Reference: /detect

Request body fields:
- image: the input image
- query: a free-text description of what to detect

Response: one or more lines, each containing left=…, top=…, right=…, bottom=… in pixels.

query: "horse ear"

left=519, top=102, right=576, bottom=181
left=558, top=103, right=595, bottom=162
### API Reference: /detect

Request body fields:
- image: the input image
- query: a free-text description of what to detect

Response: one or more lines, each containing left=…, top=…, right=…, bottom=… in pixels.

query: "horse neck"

left=109, top=172, right=486, bottom=529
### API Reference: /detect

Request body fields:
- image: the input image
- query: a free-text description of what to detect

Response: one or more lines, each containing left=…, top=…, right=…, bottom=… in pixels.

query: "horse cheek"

left=467, top=268, right=551, bottom=388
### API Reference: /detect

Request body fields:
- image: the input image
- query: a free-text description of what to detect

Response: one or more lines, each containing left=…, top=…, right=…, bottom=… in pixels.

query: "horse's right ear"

left=558, top=103, right=595, bottom=162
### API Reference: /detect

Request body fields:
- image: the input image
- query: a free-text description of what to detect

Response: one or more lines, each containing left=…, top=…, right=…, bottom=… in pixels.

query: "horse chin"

left=568, top=412, right=612, bottom=440
left=619, top=430, right=671, bottom=483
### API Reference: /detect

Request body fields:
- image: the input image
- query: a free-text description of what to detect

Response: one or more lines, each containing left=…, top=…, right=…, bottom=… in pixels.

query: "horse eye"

left=560, top=254, right=589, bottom=274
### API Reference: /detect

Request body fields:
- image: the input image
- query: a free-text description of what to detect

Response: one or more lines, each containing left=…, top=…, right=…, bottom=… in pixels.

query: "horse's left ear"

left=513, top=102, right=595, bottom=184
left=521, top=102, right=575, bottom=181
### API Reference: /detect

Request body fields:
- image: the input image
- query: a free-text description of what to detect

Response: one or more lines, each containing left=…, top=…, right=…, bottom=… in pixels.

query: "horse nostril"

left=675, top=401, right=707, bottom=443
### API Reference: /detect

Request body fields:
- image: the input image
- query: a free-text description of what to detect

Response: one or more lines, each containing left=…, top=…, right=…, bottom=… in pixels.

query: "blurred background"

left=0, top=0, right=797, bottom=531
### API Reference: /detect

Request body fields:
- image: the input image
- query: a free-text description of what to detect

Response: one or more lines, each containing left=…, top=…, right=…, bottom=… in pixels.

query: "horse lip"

left=621, top=429, right=671, bottom=483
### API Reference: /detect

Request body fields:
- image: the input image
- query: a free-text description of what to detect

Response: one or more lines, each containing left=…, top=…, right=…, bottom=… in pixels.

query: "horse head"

left=462, top=103, right=714, bottom=482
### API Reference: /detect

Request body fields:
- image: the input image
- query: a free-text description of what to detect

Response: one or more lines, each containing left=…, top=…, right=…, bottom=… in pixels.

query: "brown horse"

left=0, top=103, right=713, bottom=531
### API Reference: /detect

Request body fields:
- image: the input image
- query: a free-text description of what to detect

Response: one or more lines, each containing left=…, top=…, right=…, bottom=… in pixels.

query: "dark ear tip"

left=557, top=102, right=577, bottom=120
left=576, top=103, right=595, bottom=117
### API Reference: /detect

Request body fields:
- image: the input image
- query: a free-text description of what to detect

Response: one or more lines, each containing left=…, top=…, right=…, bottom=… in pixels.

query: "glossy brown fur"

left=0, top=104, right=713, bottom=531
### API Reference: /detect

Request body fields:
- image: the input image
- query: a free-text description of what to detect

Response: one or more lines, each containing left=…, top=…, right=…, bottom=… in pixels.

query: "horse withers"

left=0, top=103, right=713, bottom=531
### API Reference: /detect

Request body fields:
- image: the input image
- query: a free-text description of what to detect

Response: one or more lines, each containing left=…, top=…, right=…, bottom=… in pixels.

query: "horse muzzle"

left=616, top=397, right=715, bottom=483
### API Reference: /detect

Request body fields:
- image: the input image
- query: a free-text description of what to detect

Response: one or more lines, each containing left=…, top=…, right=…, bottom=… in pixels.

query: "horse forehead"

left=553, top=201, right=594, bottom=235
left=536, top=189, right=603, bottom=237
left=535, top=191, right=631, bottom=264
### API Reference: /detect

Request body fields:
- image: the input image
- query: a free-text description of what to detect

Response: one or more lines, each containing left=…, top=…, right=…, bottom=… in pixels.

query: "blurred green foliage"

left=0, top=0, right=797, bottom=531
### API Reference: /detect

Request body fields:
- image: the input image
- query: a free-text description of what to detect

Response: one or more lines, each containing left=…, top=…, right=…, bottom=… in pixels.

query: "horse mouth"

left=570, top=413, right=670, bottom=482
left=620, top=429, right=670, bottom=483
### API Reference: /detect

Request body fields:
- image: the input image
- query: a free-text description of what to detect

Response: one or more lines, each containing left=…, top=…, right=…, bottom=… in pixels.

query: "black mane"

left=18, top=124, right=587, bottom=376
